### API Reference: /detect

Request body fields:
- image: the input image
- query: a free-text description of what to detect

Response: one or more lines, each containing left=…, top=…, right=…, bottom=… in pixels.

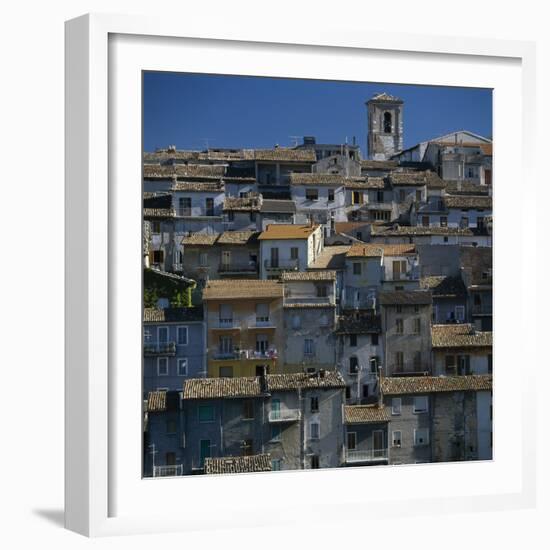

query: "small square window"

left=413, top=396, right=429, bottom=413
left=309, top=422, right=320, bottom=440
left=391, top=398, right=402, bottom=415
left=310, top=396, right=319, bottom=413
left=198, top=405, right=215, bottom=423
left=271, top=424, right=281, bottom=442
left=414, top=428, right=430, bottom=446
left=392, top=430, right=402, bottom=447
left=371, top=333, right=379, bottom=346
left=349, top=334, right=357, bottom=347
left=177, top=358, right=188, bottom=376
left=243, top=399, right=254, bottom=420
left=176, top=326, right=188, bottom=345
left=157, top=357, right=169, bottom=376
left=353, top=262, right=361, bottom=275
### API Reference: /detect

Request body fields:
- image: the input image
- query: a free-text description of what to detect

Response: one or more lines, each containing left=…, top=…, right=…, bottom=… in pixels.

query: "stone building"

left=280, top=271, right=338, bottom=373
left=420, top=275, right=467, bottom=324
left=366, top=93, right=404, bottom=161
left=379, top=290, right=433, bottom=377
left=380, top=374, right=493, bottom=464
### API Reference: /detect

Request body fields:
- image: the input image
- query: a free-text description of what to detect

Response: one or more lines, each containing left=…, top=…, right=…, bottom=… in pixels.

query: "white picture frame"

left=65, top=13, right=537, bottom=537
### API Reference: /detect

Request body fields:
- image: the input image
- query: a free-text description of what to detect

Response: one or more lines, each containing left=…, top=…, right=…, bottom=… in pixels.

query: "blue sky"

left=143, top=72, right=492, bottom=156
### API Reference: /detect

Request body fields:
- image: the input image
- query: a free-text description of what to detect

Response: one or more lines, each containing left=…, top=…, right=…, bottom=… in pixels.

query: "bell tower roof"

left=366, top=92, right=404, bottom=104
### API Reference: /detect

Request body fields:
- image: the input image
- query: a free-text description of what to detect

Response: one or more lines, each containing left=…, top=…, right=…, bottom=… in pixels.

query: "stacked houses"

left=143, top=93, right=493, bottom=477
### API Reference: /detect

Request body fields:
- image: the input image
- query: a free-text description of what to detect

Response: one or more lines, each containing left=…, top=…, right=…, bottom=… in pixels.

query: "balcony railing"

left=268, top=409, right=301, bottom=422
left=249, top=318, right=276, bottom=328
left=212, top=318, right=240, bottom=329
left=391, top=364, right=430, bottom=376
left=345, top=449, right=388, bottom=463
left=284, top=296, right=334, bottom=306
left=212, top=348, right=278, bottom=360
left=171, top=262, right=184, bottom=272
left=153, top=464, right=184, bottom=477
left=383, top=269, right=419, bottom=282
left=264, top=258, right=299, bottom=271
left=218, top=262, right=258, bottom=274
left=143, top=341, right=177, bottom=356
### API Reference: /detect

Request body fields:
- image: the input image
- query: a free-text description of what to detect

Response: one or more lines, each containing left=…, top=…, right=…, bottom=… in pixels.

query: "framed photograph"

left=65, top=13, right=536, bottom=537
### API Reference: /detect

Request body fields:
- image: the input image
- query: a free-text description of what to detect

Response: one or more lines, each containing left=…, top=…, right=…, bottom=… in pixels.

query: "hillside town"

left=142, top=92, right=493, bottom=477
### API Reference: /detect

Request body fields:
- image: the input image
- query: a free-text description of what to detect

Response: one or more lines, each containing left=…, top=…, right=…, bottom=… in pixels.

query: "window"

left=414, top=428, right=430, bottom=446
left=306, top=188, right=318, bottom=201
left=414, top=305, right=419, bottom=313
left=151, top=221, right=161, bottom=234
left=395, top=352, right=404, bottom=371
left=290, top=247, right=299, bottom=260
left=270, top=424, right=281, bottom=442
left=316, top=284, right=328, bottom=298
left=199, top=252, right=208, bottom=266
left=445, top=355, right=456, bottom=375
left=256, top=303, right=270, bottom=324
left=218, top=335, right=233, bottom=355
left=177, top=358, right=188, bottom=376
left=320, top=314, right=329, bottom=327
left=198, top=405, right=215, bottom=422
left=416, top=190, right=422, bottom=202
left=219, top=366, right=234, bottom=378
left=383, top=111, right=392, bottom=133
left=328, top=189, right=335, bottom=202
left=199, top=440, right=211, bottom=466
left=413, top=396, right=429, bottom=413
left=256, top=334, right=269, bottom=354
left=311, top=455, right=320, bottom=469
left=455, top=306, right=465, bottom=322
left=226, top=211, right=234, bottom=222
left=304, top=339, right=315, bottom=356
left=376, top=190, right=384, bottom=202
left=153, top=250, right=164, bottom=264
left=362, top=385, right=369, bottom=399
left=165, top=452, right=176, bottom=466
left=392, top=431, right=402, bottom=447
left=310, top=396, right=319, bottom=413
left=176, top=326, right=188, bottom=345
left=391, top=398, right=402, bottom=415
left=166, top=420, right=177, bottom=434
left=157, top=357, right=169, bottom=376
left=460, top=216, right=469, bottom=228
left=396, top=305, right=402, bottom=313
left=250, top=212, right=256, bottom=222
left=413, top=318, right=421, bottom=334
left=271, top=459, right=282, bottom=471
left=353, top=262, right=361, bottom=275
left=356, top=231, right=363, bottom=241
left=309, top=422, right=320, bottom=440
left=371, top=333, right=379, bottom=346
left=349, top=334, right=357, bottom=347
left=242, top=439, right=253, bottom=456
left=345, top=386, right=351, bottom=399
left=396, top=318, right=403, bottom=334
left=440, top=216, right=448, bottom=227
left=178, top=197, right=191, bottom=216
left=369, top=356, right=379, bottom=373
left=399, top=189, right=406, bottom=202
left=347, top=432, right=357, bottom=450
left=422, top=215, right=429, bottom=227
left=349, top=356, right=359, bottom=374
left=292, top=314, right=301, bottom=329
left=205, top=197, right=214, bottom=216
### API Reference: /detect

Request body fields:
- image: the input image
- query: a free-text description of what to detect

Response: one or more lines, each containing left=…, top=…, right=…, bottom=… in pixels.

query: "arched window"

left=383, top=112, right=392, bottom=133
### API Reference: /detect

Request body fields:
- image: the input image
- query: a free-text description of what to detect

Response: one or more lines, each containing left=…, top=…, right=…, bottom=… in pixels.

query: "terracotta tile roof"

left=345, top=177, right=386, bottom=189
left=308, top=245, right=350, bottom=269
left=433, top=141, right=492, bottom=156
left=390, top=171, right=431, bottom=186
left=246, top=148, right=316, bottom=162
left=223, top=196, right=262, bottom=212
left=216, top=231, right=261, bottom=246
left=182, top=233, right=219, bottom=246
left=183, top=377, right=262, bottom=399
left=420, top=276, right=467, bottom=297
left=368, top=92, right=403, bottom=103
left=344, top=405, right=391, bottom=424
left=260, top=199, right=296, bottom=214
left=204, top=454, right=272, bottom=475
left=143, top=164, right=226, bottom=178
left=381, top=375, right=492, bottom=395
left=346, top=243, right=416, bottom=258
left=258, top=224, right=320, bottom=240
left=361, top=160, right=399, bottom=170
left=445, top=181, right=491, bottom=196
left=202, top=279, right=283, bottom=300
left=143, top=307, right=203, bottom=323
left=280, top=270, right=336, bottom=282
left=146, top=391, right=167, bottom=412
left=171, top=181, right=224, bottom=192
left=143, top=208, right=176, bottom=219
left=267, top=371, right=346, bottom=391
left=445, top=196, right=492, bottom=209
left=371, top=224, right=474, bottom=237
left=431, top=324, right=492, bottom=348
left=290, top=173, right=359, bottom=186
left=336, top=312, right=381, bottom=334
left=334, top=222, right=370, bottom=235
left=378, top=290, right=432, bottom=306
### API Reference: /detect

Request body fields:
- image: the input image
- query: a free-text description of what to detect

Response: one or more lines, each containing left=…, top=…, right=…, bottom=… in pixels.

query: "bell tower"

left=366, top=93, right=404, bottom=160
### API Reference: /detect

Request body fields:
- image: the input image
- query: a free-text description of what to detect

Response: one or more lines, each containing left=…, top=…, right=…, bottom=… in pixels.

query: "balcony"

left=264, top=258, right=299, bottom=271
left=143, top=341, right=177, bottom=356
left=153, top=464, right=184, bottom=477
left=383, top=269, right=419, bottom=282
left=218, top=262, right=259, bottom=275
left=171, top=263, right=184, bottom=272
left=345, top=449, right=388, bottom=463
left=268, top=409, right=301, bottom=422
left=212, top=318, right=240, bottom=330
left=391, top=364, right=430, bottom=377
left=284, top=296, right=335, bottom=306
left=212, top=348, right=278, bottom=361
left=249, top=318, right=276, bottom=329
